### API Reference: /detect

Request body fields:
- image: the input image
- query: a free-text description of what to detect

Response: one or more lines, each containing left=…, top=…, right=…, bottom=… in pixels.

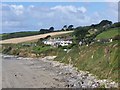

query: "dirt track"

left=2, top=56, right=65, bottom=88
left=0, top=31, right=73, bottom=44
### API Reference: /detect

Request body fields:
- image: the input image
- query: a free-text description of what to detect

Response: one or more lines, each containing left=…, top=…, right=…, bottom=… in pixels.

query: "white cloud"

left=106, top=2, right=118, bottom=22
left=78, top=7, right=87, bottom=13
left=10, top=5, right=24, bottom=15
left=2, top=4, right=101, bottom=32
left=2, top=21, right=20, bottom=27
left=51, top=5, right=87, bottom=13
left=104, top=0, right=119, bottom=2
left=29, top=5, right=34, bottom=8
left=2, top=3, right=112, bottom=33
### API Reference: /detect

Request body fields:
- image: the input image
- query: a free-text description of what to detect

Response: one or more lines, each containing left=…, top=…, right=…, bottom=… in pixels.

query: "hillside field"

left=96, top=28, right=119, bottom=39
left=0, top=31, right=73, bottom=44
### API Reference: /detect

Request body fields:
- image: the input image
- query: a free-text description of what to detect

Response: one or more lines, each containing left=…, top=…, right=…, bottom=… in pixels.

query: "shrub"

left=2, top=46, right=12, bottom=54
left=113, top=35, right=120, bottom=41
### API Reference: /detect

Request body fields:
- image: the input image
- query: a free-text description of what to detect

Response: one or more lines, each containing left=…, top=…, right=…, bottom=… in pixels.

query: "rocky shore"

left=2, top=54, right=118, bottom=88
left=42, top=56, right=118, bottom=88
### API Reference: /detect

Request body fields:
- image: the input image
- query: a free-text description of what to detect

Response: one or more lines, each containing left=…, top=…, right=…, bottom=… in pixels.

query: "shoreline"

left=2, top=54, right=118, bottom=88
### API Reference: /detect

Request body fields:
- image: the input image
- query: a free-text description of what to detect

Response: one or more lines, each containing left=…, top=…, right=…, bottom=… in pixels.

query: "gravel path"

left=2, top=55, right=65, bottom=88
left=2, top=55, right=118, bottom=88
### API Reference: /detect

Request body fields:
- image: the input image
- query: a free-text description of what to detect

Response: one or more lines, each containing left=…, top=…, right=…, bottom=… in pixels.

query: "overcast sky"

left=1, top=2, right=118, bottom=33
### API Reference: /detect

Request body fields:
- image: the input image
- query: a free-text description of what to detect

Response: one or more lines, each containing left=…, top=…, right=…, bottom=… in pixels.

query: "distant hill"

left=1, top=20, right=120, bottom=41
left=1, top=30, right=56, bottom=40
left=73, top=20, right=119, bottom=44
left=1, top=31, right=40, bottom=40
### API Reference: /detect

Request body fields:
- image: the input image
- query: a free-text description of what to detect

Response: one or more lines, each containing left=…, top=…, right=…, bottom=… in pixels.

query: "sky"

left=1, top=1, right=118, bottom=33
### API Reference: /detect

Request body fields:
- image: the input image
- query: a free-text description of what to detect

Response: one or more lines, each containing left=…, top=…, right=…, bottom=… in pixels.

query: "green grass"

left=1, top=43, right=59, bottom=57
left=96, top=28, right=119, bottom=39
left=32, top=46, right=51, bottom=54
left=1, top=30, right=119, bottom=83
left=2, top=41, right=119, bottom=82
left=54, top=41, right=119, bottom=82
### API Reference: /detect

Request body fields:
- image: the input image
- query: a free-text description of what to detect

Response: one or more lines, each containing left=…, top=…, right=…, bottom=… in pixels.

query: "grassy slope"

left=54, top=41, right=119, bottom=82
left=2, top=41, right=119, bottom=82
left=1, top=43, right=58, bottom=57
left=1, top=28, right=119, bottom=82
left=96, top=28, right=119, bottom=39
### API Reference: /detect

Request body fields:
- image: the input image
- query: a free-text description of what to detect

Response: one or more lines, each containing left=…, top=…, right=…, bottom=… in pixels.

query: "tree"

left=44, top=35, right=51, bottom=39
left=49, top=27, right=54, bottom=31
left=90, top=20, right=112, bottom=29
left=73, top=26, right=89, bottom=43
left=99, top=20, right=112, bottom=26
left=40, top=29, right=50, bottom=34
left=67, top=25, right=73, bottom=30
left=62, top=25, right=67, bottom=31
left=68, top=25, right=74, bottom=30
left=63, top=25, right=67, bottom=28
left=37, top=38, right=44, bottom=45
left=111, top=22, right=120, bottom=28
left=90, top=24, right=97, bottom=28
left=113, top=35, right=120, bottom=41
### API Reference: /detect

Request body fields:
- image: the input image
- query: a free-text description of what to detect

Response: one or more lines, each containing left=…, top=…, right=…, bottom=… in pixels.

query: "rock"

left=15, top=74, right=17, bottom=77
left=45, top=56, right=57, bottom=60
left=91, top=82, right=100, bottom=88
left=29, top=53, right=36, bottom=58
left=52, top=62, right=60, bottom=67
left=17, top=57, right=23, bottom=60
left=58, top=72, right=63, bottom=75
left=73, top=81, right=82, bottom=88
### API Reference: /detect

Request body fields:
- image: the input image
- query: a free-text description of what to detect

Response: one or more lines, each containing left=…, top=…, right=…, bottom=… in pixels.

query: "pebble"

left=15, top=74, right=17, bottom=77
left=44, top=56, right=118, bottom=88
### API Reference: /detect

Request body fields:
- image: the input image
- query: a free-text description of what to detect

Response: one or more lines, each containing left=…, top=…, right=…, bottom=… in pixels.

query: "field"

left=96, top=28, right=119, bottom=39
left=0, top=31, right=73, bottom=44
left=1, top=31, right=41, bottom=40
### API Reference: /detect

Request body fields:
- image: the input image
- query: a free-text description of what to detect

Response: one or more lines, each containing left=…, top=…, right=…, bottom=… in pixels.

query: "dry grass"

left=0, top=31, right=73, bottom=44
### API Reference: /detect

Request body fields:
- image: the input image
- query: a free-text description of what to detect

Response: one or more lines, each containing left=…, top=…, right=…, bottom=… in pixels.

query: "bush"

left=2, top=46, right=12, bottom=54
left=32, top=46, right=51, bottom=55
left=113, top=35, right=120, bottom=41
left=59, top=44, right=76, bottom=49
